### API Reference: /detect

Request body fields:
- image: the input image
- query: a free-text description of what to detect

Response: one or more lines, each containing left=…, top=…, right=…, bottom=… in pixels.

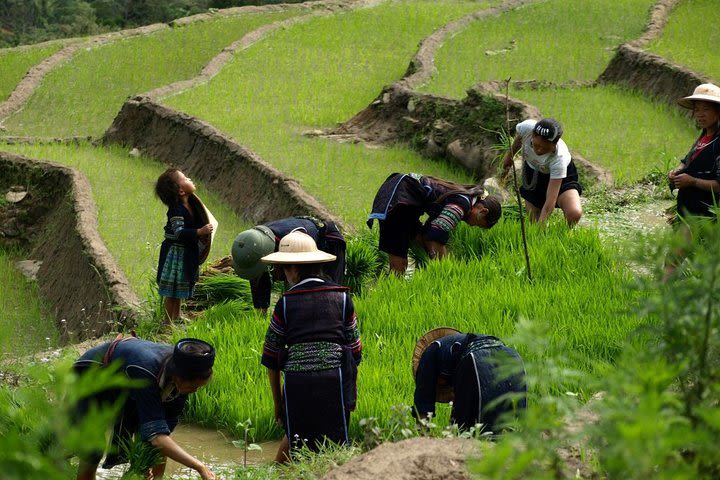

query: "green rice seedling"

left=2, top=10, right=301, bottom=137
left=420, top=0, right=656, bottom=98
left=0, top=247, right=57, bottom=357
left=0, top=142, right=251, bottom=295
left=118, top=436, right=164, bottom=479
left=511, top=85, right=696, bottom=184
left=0, top=44, right=62, bottom=101
left=646, top=0, right=720, bottom=81
left=189, top=274, right=253, bottom=311
left=164, top=1, right=487, bottom=227
left=344, top=232, right=383, bottom=296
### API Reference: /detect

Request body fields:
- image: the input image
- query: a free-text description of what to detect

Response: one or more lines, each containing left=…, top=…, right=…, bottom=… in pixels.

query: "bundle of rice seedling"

left=189, top=273, right=253, bottom=311
left=345, top=234, right=383, bottom=296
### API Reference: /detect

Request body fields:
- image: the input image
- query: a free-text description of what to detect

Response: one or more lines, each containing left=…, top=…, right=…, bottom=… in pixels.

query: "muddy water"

left=584, top=200, right=672, bottom=242
left=95, top=424, right=281, bottom=479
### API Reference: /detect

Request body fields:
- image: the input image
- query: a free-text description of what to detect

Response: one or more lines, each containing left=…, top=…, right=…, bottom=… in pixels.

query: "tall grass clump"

left=344, top=232, right=383, bottom=296
left=189, top=274, right=253, bottom=311
left=471, top=215, right=720, bottom=479
left=164, top=1, right=486, bottom=226
left=1, top=10, right=301, bottom=137
left=646, top=0, right=720, bottom=82
left=0, top=142, right=250, bottom=294
left=0, top=44, right=62, bottom=101
left=0, top=247, right=57, bottom=357
left=511, top=85, right=695, bottom=184
left=420, top=0, right=655, bottom=98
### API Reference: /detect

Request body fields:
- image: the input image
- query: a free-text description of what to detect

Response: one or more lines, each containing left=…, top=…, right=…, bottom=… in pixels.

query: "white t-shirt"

left=516, top=119, right=572, bottom=179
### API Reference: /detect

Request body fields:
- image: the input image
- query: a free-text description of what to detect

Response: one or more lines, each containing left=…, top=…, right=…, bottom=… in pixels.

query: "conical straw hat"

left=412, top=327, right=461, bottom=404
left=261, top=230, right=336, bottom=264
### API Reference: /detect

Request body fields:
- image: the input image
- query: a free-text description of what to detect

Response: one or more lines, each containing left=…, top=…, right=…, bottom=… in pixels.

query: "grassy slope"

left=646, top=0, right=720, bottom=82
left=0, top=142, right=250, bottom=297
left=178, top=219, right=643, bottom=440
left=0, top=248, right=58, bottom=357
left=163, top=1, right=493, bottom=227
left=513, top=85, right=695, bottom=183
left=0, top=44, right=62, bottom=101
left=1, top=10, right=300, bottom=138
left=420, top=0, right=656, bottom=97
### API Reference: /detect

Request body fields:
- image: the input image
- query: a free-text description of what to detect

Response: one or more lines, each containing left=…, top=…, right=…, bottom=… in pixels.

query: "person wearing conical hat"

left=668, top=83, right=720, bottom=219
left=231, top=217, right=345, bottom=311
left=74, top=337, right=216, bottom=480
left=413, top=328, right=526, bottom=433
left=260, top=231, right=361, bottom=462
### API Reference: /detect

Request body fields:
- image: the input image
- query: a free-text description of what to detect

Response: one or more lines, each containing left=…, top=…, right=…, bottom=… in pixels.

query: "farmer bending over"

left=231, top=216, right=345, bottom=312
left=413, top=328, right=526, bottom=433
left=74, top=336, right=216, bottom=480
left=367, top=172, right=501, bottom=276
left=503, top=118, right=582, bottom=225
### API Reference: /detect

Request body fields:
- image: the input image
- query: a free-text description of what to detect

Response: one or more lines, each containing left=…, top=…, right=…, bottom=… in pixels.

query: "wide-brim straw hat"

left=412, top=327, right=461, bottom=404
left=261, top=230, right=336, bottom=264
left=678, top=83, right=720, bottom=109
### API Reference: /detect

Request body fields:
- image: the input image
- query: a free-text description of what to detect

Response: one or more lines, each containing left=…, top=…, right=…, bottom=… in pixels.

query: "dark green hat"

left=231, top=225, right=276, bottom=279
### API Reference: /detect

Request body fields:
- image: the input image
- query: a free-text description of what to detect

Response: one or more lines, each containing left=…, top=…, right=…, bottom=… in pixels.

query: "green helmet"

left=231, top=225, right=276, bottom=279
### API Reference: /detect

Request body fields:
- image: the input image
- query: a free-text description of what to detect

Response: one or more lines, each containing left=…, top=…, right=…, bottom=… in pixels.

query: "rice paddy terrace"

left=0, top=0, right=717, bottom=472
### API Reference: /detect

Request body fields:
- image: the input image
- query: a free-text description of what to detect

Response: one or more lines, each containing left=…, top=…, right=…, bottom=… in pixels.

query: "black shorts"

left=519, top=161, right=582, bottom=210
left=378, top=206, right=424, bottom=258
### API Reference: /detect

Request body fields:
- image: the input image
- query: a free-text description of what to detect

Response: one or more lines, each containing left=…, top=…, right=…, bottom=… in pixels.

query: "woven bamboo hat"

left=412, top=327, right=461, bottom=404
left=678, top=83, right=720, bottom=109
left=261, top=230, right=336, bottom=264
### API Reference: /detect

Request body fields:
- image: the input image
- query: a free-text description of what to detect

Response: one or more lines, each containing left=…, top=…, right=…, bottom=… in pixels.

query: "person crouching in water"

left=367, top=172, right=502, bottom=276
left=74, top=337, right=216, bottom=480
left=502, top=118, right=583, bottom=225
left=260, top=231, right=361, bottom=462
left=413, top=328, right=526, bottom=433
left=231, top=216, right=346, bottom=313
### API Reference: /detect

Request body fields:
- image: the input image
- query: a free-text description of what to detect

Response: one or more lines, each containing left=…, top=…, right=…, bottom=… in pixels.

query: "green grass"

left=420, top=0, right=656, bottom=98
left=177, top=219, right=644, bottom=441
left=163, top=1, right=491, bottom=227
left=0, top=247, right=58, bottom=357
left=0, top=142, right=250, bottom=297
left=646, top=0, right=720, bottom=82
left=0, top=44, right=63, bottom=101
left=1, top=10, right=301, bottom=138
left=511, top=85, right=696, bottom=183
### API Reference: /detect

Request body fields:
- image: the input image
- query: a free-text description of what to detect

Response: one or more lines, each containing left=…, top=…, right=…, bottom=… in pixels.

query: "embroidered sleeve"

left=425, top=196, right=471, bottom=244
left=343, top=294, right=362, bottom=364
left=261, top=299, right=287, bottom=370
left=165, top=207, right=198, bottom=244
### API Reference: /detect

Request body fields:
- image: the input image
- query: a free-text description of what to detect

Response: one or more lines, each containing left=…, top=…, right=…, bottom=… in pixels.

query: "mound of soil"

left=322, top=437, right=480, bottom=480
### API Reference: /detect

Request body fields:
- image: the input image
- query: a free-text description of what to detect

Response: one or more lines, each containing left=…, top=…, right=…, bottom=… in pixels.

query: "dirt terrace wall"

left=598, top=44, right=709, bottom=106
left=102, top=95, right=341, bottom=226
left=0, top=152, right=139, bottom=341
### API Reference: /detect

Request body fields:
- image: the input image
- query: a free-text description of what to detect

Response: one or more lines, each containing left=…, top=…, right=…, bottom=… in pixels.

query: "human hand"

left=671, top=173, right=696, bottom=189
left=197, top=464, right=215, bottom=480
left=197, top=224, right=214, bottom=236
left=503, top=151, right=514, bottom=170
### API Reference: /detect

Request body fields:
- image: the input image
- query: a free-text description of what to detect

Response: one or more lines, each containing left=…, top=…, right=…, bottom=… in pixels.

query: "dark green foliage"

left=344, top=233, right=383, bottom=296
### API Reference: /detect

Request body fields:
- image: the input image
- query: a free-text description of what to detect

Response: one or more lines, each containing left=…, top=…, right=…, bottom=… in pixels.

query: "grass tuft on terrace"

left=163, top=1, right=492, bottom=228
left=1, top=9, right=301, bottom=138
left=645, top=0, right=720, bottom=82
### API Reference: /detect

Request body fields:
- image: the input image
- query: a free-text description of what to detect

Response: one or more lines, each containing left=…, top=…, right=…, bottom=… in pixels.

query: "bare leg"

left=76, top=461, right=98, bottom=480
left=557, top=189, right=582, bottom=226
left=275, top=435, right=290, bottom=463
left=388, top=254, right=409, bottom=276
left=524, top=201, right=541, bottom=222
left=163, top=297, right=181, bottom=324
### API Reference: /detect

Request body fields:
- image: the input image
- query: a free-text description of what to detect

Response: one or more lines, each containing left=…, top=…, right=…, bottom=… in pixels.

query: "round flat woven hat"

left=678, top=83, right=720, bottom=109
left=261, top=230, right=336, bottom=264
left=412, top=327, right=461, bottom=404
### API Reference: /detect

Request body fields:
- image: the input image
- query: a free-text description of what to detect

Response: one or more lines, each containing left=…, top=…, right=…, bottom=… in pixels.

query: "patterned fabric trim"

left=284, top=341, right=343, bottom=372
left=158, top=244, right=192, bottom=299
left=461, top=337, right=505, bottom=360
left=165, top=215, right=185, bottom=240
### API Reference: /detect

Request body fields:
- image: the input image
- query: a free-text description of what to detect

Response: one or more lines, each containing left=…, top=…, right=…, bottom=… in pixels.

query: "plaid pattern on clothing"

left=158, top=244, right=193, bottom=299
